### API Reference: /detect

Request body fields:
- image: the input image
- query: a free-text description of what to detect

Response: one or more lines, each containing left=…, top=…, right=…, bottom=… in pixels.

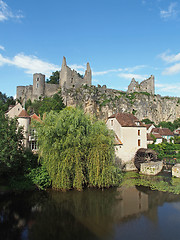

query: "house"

left=6, top=104, right=40, bottom=151
left=147, top=133, right=154, bottom=145
left=5, top=103, right=23, bottom=118
left=17, top=109, right=31, bottom=148
left=106, top=113, right=147, bottom=166
left=151, top=127, right=174, bottom=143
left=146, top=124, right=156, bottom=134
left=174, top=127, right=180, bottom=136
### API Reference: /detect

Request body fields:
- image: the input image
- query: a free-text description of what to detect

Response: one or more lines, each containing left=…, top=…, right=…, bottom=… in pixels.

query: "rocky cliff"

left=62, top=85, right=180, bottom=124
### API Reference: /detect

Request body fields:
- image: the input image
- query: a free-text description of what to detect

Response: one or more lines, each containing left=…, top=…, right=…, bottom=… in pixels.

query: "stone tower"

left=59, top=56, right=92, bottom=90
left=33, top=73, right=45, bottom=99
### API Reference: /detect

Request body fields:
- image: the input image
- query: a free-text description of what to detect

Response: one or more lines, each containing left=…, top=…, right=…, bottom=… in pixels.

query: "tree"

left=26, top=92, right=65, bottom=116
left=0, top=112, right=24, bottom=176
left=0, top=92, right=15, bottom=113
left=35, top=108, right=117, bottom=191
left=46, top=71, right=59, bottom=84
left=142, top=118, right=154, bottom=124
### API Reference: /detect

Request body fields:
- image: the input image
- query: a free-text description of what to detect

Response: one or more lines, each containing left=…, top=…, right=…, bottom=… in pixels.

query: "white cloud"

left=0, top=53, right=59, bottom=77
left=0, top=0, right=24, bottom=22
left=160, top=2, right=178, bottom=19
left=162, top=62, right=180, bottom=75
left=156, top=83, right=180, bottom=94
left=0, top=45, right=5, bottom=51
left=118, top=73, right=148, bottom=80
left=93, top=69, right=122, bottom=76
left=159, top=51, right=180, bottom=63
left=124, top=65, right=146, bottom=72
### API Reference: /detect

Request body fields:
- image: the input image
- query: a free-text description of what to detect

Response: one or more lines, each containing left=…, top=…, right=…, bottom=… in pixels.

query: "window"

left=30, top=141, right=38, bottom=150
left=111, top=120, right=113, bottom=126
left=138, top=139, right=141, bottom=146
left=37, top=78, right=39, bottom=81
left=138, top=130, right=140, bottom=136
left=37, top=83, right=38, bottom=88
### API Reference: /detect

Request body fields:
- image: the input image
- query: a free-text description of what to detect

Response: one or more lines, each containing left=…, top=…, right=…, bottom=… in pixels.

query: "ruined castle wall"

left=127, top=76, right=154, bottom=95
left=45, top=83, right=59, bottom=97
left=139, top=77, right=154, bottom=94
left=17, top=85, right=33, bottom=105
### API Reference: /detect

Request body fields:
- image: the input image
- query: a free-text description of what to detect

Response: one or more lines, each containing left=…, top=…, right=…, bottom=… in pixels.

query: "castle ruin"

left=16, top=57, right=92, bottom=105
left=127, top=75, right=155, bottom=95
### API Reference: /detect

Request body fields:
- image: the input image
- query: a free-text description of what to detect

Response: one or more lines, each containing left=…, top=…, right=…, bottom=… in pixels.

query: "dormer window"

left=135, top=121, right=140, bottom=126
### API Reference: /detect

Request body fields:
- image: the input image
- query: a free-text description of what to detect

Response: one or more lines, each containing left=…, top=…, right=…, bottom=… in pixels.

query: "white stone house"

left=106, top=113, right=147, bottom=166
left=6, top=104, right=40, bottom=151
left=5, top=103, right=23, bottom=118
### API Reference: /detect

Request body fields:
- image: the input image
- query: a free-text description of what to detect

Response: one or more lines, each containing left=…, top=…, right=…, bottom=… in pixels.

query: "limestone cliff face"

left=62, top=85, right=180, bottom=124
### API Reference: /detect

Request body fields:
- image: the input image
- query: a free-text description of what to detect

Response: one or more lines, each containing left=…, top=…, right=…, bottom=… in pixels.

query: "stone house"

left=106, top=113, right=147, bottom=166
left=146, top=124, right=163, bottom=144
left=5, top=103, right=23, bottom=118
left=151, top=128, right=174, bottom=143
left=6, top=104, right=40, bottom=150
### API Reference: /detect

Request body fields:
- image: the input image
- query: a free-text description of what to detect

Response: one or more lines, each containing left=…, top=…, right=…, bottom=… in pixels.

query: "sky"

left=0, top=0, right=180, bottom=98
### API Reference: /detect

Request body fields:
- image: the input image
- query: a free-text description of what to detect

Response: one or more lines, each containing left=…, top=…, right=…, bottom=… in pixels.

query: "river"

left=1, top=185, right=180, bottom=240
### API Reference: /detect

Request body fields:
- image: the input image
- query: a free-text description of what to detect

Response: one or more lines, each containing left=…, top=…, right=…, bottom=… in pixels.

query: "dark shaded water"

left=1, top=186, right=180, bottom=240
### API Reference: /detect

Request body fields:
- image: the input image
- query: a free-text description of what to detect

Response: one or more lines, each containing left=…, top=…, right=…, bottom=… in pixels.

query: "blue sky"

left=0, top=0, right=180, bottom=97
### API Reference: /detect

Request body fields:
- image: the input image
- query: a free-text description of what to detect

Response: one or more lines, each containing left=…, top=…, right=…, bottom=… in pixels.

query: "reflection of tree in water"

left=0, top=191, right=47, bottom=240
left=1, top=186, right=180, bottom=240
left=29, top=189, right=119, bottom=240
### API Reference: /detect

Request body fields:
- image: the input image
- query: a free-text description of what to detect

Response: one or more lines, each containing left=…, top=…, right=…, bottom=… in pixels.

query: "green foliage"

left=0, top=112, right=25, bottom=176
left=120, top=172, right=180, bottom=194
left=46, top=71, right=59, bottom=84
left=0, top=92, right=15, bottom=113
left=174, top=136, right=180, bottom=144
left=157, top=118, right=180, bottom=132
left=27, top=92, right=65, bottom=116
left=35, top=108, right=118, bottom=191
left=28, top=165, right=51, bottom=190
left=142, top=118, right=154, bottom=124
left=132, top=109, right=137, bottom=115
left=157, top=121, right=174, bottom=132
left=148, top=142, right=179, bottom=160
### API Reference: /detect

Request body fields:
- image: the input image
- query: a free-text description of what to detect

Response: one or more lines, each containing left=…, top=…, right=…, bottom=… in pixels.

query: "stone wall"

left=62, top=85, right=180, bottom=124
left=45, top=83, right=59, bottom=97
left=127, top=75, right=154, bottom=95
left=59, top=56, right=91, bottom=90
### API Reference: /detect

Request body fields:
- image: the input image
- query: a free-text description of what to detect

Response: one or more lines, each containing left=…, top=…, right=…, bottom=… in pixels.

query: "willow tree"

left=35, top=107, right=116, bottom=191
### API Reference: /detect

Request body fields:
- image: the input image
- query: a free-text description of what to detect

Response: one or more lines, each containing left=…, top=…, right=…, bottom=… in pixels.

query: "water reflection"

left=0, top=186, right=180, bottom=240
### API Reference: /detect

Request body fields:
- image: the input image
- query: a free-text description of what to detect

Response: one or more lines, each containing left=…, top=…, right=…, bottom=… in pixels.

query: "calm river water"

left=1, top=186, right=180, bottom=240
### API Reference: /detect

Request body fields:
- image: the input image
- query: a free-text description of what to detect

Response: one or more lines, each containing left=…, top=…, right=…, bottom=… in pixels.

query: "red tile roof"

left=147, top=133, right=154, bottom=141
left=152, top=133, right=162, bottom=139
left=18, top=109, right=30, bottom=118
left=108, top=113, right=145, bottom=127
left=30, top=113, right=41, bottom=122
left=151, top=128, right=173, bottom=136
